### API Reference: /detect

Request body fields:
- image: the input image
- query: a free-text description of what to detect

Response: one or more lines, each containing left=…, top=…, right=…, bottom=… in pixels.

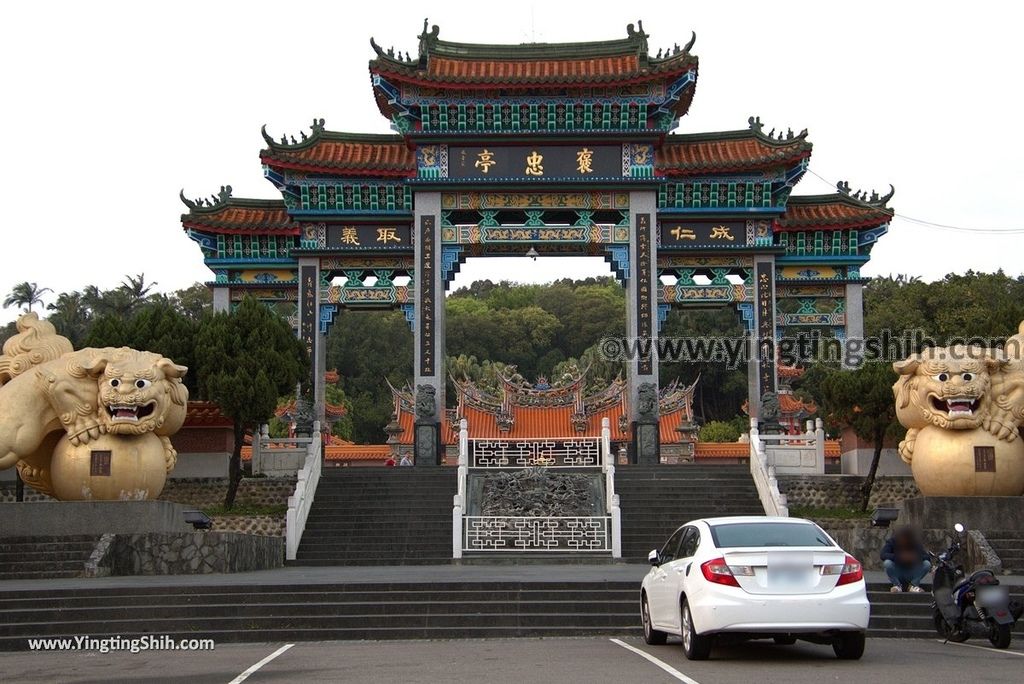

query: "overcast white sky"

left=1, top=1, right=1021, bottom=322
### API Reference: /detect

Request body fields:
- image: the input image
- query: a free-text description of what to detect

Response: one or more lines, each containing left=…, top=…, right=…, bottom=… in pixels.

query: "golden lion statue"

left=0, top=313, right=187, bottom=500
left=893, top=322, right=1024, bottom=496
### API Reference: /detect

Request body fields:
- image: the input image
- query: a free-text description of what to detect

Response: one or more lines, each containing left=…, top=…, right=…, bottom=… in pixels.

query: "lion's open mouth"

left=930, top=396, right=981, bottom=418
left=105, top=402, right=156, bottom=422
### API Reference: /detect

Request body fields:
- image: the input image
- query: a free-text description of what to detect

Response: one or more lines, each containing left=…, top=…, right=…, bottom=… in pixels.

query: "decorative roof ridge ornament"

left=418, top=17, right=440, bottom=66
left=369, top=37, right=414, bottom=64
left=748, top=116, right=809, bottom=144
left=836, top=180, right=895, bottom=208
left=260, top=118, right=326, bottom=150
left=651, top=31, right=696, bottom=62
left=179, top=185, right=232, bottom=213
left=626, top=20, right=649, bottom=65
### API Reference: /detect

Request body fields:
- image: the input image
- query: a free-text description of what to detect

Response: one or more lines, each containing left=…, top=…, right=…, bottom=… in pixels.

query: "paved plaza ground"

left=2, top=636, right=1023, bottom=683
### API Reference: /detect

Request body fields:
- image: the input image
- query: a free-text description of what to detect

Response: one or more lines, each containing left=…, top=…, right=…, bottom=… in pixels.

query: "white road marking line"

left=228, top=643, right=295, bottom=684
left=609, top=638, right=701, bottom=684
left=937, top=639, right=1024, bottom=658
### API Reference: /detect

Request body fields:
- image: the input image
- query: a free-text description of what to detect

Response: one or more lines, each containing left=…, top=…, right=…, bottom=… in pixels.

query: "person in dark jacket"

left=881, top=527, right=931, bottom=593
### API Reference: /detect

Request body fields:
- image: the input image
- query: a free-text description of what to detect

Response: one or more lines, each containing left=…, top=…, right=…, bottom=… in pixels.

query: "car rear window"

left=709, top=522, right=835, bottom=548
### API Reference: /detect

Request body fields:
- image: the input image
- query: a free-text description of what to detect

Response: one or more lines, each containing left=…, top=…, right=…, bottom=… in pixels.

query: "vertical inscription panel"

left=419, top=215, right=436, bottom=377
left=756, top=261, right=776, bottom=396
left=974, top=446, right=996, bottom=472
left=635, top=213, right=653, bottom=375
left=299, top=264, right=317, bottom=389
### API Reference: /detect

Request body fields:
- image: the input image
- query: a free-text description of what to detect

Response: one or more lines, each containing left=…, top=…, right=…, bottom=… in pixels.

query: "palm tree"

left=120, top=273, right=158, bottom=315
left=3, top=282, right=52, bottom=312
left=46, top=292, right=91, bottom=347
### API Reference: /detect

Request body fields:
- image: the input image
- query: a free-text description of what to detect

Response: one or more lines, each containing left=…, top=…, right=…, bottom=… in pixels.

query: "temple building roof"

left=777, top=186, right=895, bottom=231
left=369, top=21, right=696, bottom=89
left=259, top=125, right=414, bottom=178
left=180, top=193, right=299, bottom=235
left=658, top=123, right=812, bottom=176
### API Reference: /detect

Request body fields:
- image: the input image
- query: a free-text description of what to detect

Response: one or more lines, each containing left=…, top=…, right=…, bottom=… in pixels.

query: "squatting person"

left=881, top=527, right=931, bottom=593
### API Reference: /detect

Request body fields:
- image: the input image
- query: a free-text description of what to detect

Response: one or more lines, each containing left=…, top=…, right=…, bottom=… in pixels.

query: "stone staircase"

left=293, top=467, right=457, bottom=566
left=0, top=536, right=98, bottom=580
left=616, top=465, right=765, bottom=561
left=0, top=581, right=639, bottom=650
left=986, top=535, right=1024, bottom=574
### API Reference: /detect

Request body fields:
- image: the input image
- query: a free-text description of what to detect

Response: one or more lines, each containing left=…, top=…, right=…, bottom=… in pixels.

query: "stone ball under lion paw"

left=911, top=426, right=1024, bottom=496
left=50, top=432, right=168, bottom=501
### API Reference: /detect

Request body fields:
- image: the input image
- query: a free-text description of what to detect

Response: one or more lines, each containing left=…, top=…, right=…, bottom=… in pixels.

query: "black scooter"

left=931, top=523, right=1022, bottom=648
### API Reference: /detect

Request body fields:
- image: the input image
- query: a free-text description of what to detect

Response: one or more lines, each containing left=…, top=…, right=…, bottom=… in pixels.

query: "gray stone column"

left=748, top=255, right=778, bottom=423
left=626, top=190, right=659, bottom=464
left=211, top=286, right=230, bottom=313
left=843, top=282, right=865, bottom=368
left=413, top=191, right=445, bottom=466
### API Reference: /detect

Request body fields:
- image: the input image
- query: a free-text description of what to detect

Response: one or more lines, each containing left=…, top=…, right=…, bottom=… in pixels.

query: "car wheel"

left=773, top=637, right=797, bottom=645
left=641, top=594, right=668, bottom=645
left=989, top=623, right=1012, bottom=649
left=832, top=631, right=865, bottom=660
left=680, top=599, right=712, bottom=661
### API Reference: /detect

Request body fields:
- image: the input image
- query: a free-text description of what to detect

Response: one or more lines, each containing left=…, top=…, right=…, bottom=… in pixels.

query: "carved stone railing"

left=601, top=417, right=622, bottom=558
left=453, top=418, right=469, bottom=560
left=758, top=419, right=827, bottom=475
left=463, top=516, right=612, bottom=552
left=748, top=418, right=790, bottom=517
left=467, top=437, right=602, bottom=468
left=285, top=421, right=322, bottom=561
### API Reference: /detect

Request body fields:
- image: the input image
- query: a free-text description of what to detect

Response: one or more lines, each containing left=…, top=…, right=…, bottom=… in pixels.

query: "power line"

left=804, top=168, right=1024, bottom=234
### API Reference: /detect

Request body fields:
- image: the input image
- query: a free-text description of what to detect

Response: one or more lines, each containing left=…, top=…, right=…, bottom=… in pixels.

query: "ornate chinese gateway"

left=180, top=21, right=892, bottom=465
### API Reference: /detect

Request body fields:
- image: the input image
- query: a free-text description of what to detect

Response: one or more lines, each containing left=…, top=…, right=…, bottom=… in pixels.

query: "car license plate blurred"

left=768, top=567, right=808, bottom=587
left=976, top=586, right=1009, bottom=607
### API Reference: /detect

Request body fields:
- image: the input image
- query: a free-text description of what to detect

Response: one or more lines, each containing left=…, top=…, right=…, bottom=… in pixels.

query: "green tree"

left=699, top=420, right=742, bottom=443
left=170, top=283, right=212, bottom=321
left=799, top=361, right=903, bottom=511
left=195, top=297, right=309, bottom=508
left=3, top=282, right=52, bottom=313
left=46, top=292, right=92, bottom=347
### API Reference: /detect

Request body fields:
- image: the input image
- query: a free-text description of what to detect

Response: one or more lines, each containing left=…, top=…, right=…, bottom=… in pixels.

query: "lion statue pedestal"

left=50, top=433, right=168, bottom=501
left=911, top=427, right=1024, bottom=496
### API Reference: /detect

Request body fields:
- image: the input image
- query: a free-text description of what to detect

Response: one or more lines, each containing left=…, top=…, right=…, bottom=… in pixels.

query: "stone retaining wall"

left=159, top=478, right=296, bottom=508
left=780, top=475, right=920, bottom=509
left=212, top=515, right=286, bottom=537
left=105, top=532, right=283, bottom=575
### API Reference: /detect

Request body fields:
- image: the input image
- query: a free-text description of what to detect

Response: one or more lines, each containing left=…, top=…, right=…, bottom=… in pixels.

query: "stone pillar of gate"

left=211, top=286, right=230, bottom=314
left=748, top=254, right=780, bottom=429
left=625, top=190, right=660, bottom=464
left=412, top=191, right=445, bottom=466
left=843, top=282, right=864, bottom=368
left=297, top=257, right=323, bottom=433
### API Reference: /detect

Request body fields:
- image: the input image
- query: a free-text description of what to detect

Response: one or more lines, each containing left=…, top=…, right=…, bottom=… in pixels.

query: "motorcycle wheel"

left=989, top=623, right=1012, bottom=649
left=932, top=607, right=946, bottom=637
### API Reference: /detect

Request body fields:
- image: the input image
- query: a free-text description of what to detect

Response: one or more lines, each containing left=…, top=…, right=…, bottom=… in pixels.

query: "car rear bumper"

left=690, top=582, right=870, bottom=634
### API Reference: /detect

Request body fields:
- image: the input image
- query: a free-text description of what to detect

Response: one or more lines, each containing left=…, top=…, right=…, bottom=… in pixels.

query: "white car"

left=640, top=516, right=870, bottom=660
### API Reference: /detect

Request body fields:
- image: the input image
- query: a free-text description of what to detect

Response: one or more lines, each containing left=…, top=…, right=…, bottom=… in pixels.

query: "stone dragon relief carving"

left=892, top=323, right=1024, bottom=495
left=0, top=314, right=188, bottom=500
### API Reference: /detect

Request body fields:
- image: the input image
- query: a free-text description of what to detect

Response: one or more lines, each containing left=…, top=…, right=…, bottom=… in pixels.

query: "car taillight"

left=821, top=555, right=863, bottom=586
left=701, top=557, right=740, bottom=587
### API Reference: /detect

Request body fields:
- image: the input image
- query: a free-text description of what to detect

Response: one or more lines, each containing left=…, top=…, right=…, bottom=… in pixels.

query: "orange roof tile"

left=657, top=131, right=811, bottom=176
left=181, top=200, right=298, bottom=235
left=260, top=133, right=415, bottom=177
left=183, top=401, right=233, bottom=428
left=777, top=194, right=893, bottom=231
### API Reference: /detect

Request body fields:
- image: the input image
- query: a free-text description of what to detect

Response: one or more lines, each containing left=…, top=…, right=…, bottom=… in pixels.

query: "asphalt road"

left=2, top=636, right=1023, bottom=684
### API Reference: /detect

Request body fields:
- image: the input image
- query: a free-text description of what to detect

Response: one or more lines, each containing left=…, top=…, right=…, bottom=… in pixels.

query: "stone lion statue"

left=892, top=328, right=1024, bottom=496
left=0, top=314, right=188, bottom=500
left=414, top=384, right=436, bottom=420
left=636, top=382, right=658, bottom=422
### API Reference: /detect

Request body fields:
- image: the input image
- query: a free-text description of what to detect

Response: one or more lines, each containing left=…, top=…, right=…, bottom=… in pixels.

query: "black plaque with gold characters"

left=659, top=220, right=749, bottom=249
left=325, top=224, right=411, bottom=250
left=635, top=213, right=654, bottom=375
left=448, top=145, right=622, bottom=179
left=419, top=215, right=436, bottom=377
left=755, top=260, right=776, bottom=396
left=299, top=264, right=318, bottom=389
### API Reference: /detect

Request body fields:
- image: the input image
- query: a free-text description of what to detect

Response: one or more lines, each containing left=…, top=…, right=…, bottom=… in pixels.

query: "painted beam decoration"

left=635, top=213, right=654, bottom=375
left=419, top=215, right=436, bottom=377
